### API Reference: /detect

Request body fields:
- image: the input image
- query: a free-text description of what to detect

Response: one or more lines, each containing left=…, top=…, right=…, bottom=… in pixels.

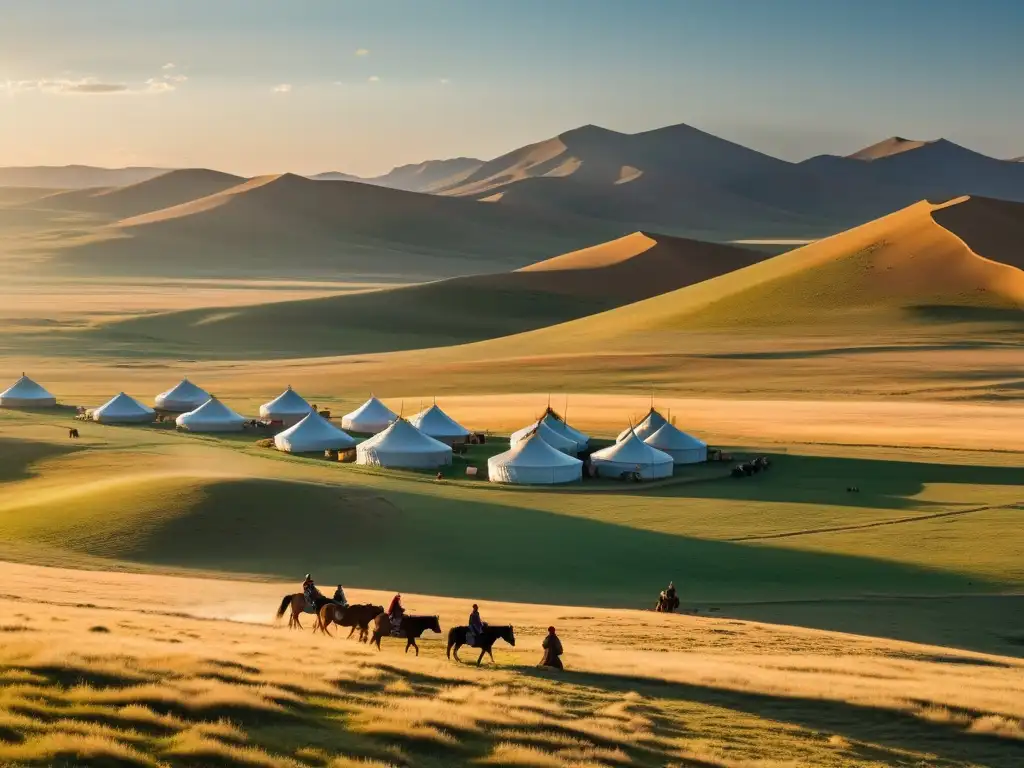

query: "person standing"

left=539, top=626, right=564, bottom=670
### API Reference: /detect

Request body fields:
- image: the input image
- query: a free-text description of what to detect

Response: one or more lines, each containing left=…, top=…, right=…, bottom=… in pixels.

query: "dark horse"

left=316, top=603, right=383, bottom=642
left=370, top=613, right=441, bottom=656
left=446, top=624, right=516, bottom=666
left=655, top=592, right=680, bottom=613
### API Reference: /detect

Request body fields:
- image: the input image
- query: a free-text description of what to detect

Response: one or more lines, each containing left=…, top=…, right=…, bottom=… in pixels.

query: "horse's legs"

left=347, top=626, right=356, bottom=640
left=488, top=648, right=496, bottom=664
left=452, top=643, right=462, bottom=662
left=477, top=648, right=486, bottom=666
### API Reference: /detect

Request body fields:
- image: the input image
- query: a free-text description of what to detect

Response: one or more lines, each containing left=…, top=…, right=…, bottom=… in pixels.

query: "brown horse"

left=654, top=592, right=680, bottom=613
left=370, top=613, right=441, bottom=656
left=316, top=603, right=383, bottom=642
left=275, top=593, right=317, bottom=629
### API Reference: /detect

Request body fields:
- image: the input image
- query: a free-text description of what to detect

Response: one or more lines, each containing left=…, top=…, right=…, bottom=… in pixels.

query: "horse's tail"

left=275, top=594, right=292, bottom=620
left=446, top=626, right=458, bottom=658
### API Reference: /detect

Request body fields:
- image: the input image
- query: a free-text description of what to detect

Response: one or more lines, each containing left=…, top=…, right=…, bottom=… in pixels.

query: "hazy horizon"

left=1, top=0, right=1022, bottom=176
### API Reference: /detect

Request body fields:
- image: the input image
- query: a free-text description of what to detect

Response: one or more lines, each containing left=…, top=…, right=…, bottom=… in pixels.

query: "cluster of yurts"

left=1, top=374, right=706, bottom=486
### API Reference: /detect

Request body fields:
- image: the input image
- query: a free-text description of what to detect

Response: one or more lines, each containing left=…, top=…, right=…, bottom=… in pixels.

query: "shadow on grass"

left=516, top=666, right=1023, bottom=768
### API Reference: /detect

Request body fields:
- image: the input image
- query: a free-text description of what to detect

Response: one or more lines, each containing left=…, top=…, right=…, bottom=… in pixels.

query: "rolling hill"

left=42, top=172, right=622, bottom=280
left=0, top=165, right=167, bottom=189
left=89, top=232, right=764, bottom=357
left=436, top=195, right=1024, bottom=357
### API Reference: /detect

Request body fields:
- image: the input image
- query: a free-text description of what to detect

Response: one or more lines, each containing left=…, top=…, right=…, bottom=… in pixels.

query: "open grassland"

left=0, top=407, right=1020, bottom=657
left=0, top=562, right=1022, bottom=768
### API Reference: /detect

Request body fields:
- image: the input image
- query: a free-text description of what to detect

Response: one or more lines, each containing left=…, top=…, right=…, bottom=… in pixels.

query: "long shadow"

left=514, top=666, right=1024, bottom=768
left=0, top=437, right=85, bottom=484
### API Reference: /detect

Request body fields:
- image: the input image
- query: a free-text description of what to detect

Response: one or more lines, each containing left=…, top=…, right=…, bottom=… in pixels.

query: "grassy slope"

left=86, top=233, right=764, bottom=358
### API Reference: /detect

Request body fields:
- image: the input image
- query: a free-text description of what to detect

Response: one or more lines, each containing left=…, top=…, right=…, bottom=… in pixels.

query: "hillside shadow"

left=514, top=666, right=1024, bottom=768
left=0, top=437, right=84, bottom=484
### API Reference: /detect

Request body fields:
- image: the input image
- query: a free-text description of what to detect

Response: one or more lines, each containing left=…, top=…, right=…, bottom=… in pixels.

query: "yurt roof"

left=261, top=386, right=312, bottom=415
left=595, top=427, right=673, bottom=465
left=617, top=407, right=668, bottom=442
left=512, top=419, right=577, bottom=453
left=541, top=407, right=589, bottom=444
left=359, top=417, right=450, bottom=453
left=492, top=429, right=583, bottom=469
left=644, top=422, right=707, bottom=450
left=178, top=396, right=244, bottom=424
left=344, top=396, right=397, bottom=424
left=156, top=378, right=209, bottom=404
left=94, top=392, right=154, bottom=417
left=276, top=412, right=355, bottom=448
left=409, top=403, right=469, bottom=438
left=0, top=374, right=55, bottom=401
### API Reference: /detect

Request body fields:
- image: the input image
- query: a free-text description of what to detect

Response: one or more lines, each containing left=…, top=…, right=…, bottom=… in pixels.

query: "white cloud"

left=1, top=69, right=184, bottom=96
left=367, top=75, right=380, bottom=83
left=272, top=83, right=293, bottom=93
left=355, top=48, right=370, bottom=56
left=162, top=63, right=176, bottom=70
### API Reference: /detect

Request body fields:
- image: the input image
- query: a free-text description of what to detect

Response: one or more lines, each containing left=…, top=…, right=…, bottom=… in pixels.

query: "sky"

left=1, top=0, right=1022, bottom=177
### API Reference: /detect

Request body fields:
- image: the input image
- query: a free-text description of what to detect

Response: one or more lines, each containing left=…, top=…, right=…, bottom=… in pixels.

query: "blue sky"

left=0, top=0, right=1021, bottom=175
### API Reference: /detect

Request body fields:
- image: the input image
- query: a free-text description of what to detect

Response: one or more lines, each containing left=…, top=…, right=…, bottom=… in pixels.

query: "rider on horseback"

left=466, top=604, right=484, bottom=647
left=333, top=584, right=349, bottom=608
left=387, top=593, right=405, bottom=633
left=302, top=574, right=324, bottom=609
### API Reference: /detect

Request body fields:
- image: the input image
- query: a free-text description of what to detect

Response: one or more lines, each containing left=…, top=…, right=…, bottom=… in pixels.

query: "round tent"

left=92, top=393, right=156, bottom=424
left=259, top=386, right=313, bottom=426
left=592, top=428, right=673, bottom=480
left=617, top=408, right=668, bottom=442
left=540, top=408, right=589, bottom=451
left=176, top=397, right=246, bottom=433
left=342, top=396, right=397, bottom=434
left=644, top=422, right=708, bottom=465
left=356, top=418, right=452, bottom=469
left=510, top=419, right=578, bottom=456
left=409, top=403, right=470, bottom=446
left=0, top=374, right=56, bottom=408
left=488, top=429, right=583, bottom=485
left=155, top=378, right=210, bottom=412
left=275, top=412, right=356, bottom=453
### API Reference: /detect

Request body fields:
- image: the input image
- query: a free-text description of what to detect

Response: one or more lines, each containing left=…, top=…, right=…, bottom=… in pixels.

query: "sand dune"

left=45, top=172, right=620, bottom=279
left=92, top=232, right=762, bottom=357
left=366, top=156, right=484, bottom=192
left=0, top=165, right=167, bottom=189
left=847, top=136, right=934, bottom=161
left=0, top=187, right=66, bottom=206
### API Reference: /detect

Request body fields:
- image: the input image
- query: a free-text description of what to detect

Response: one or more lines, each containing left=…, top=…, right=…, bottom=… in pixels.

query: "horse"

left=655, top=592, right=680, bottom=613
left=275, top=593, right=331, bottom=629
left=370, top=613, right=441, bottom=656
left=446, top=624, right=516, bottom=666
left=316, top=603, right=383, bottom=642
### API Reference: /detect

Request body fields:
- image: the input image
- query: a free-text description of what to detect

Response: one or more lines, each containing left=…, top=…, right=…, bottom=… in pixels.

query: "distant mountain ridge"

left=0, top=165, right=168, bottom=189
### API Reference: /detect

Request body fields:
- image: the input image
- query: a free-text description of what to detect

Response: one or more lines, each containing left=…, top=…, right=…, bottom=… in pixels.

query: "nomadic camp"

left=617, top=408, right=667, bottom=442
left=175, top=396, right=246, bottom=433
left=488, top=428, right=583, bottom=485
left=91, top=393, right=156, bottom=424
left=274, top=412, right=356, bottom=453
left=540, top=408, right=589, bottom=451
left=0, top=374, right=57, bottom=408
left=259, top=386, right=313, bottom=426
left=409, top=403, right=471, bottom=446
left=356, top=417, right=452, bottom=469
left=510, top=419, right=579, bottom=456
left=592, top=428, right=674, bottom=479
left=644, top=422, right=708, bottom=464
left=341, top=396, right=397, bottom=434
left=154, top=378, right=210, bottom=412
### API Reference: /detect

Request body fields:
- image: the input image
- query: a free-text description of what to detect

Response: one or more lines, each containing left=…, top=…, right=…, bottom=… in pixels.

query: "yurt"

left=175, top=397, right=246, bottom=433
left=510, top=419, right=578, bottom=456
left=356, top=418, right=452, bottom=469
left=341, top=396, right=397, bottom=434
left=91, top=393, right=156, bottom=424
left=644, top=422, right=708, bottom=464
left=540, top=408, right=589, bottom=451
left=591, top=428, right=673, bottom=480
left=154, top=378, right=210, bottom=412
left=275, top=412, right=356, bottom=453
left=409, top=403, right=470, bottom=446
left=488, top=428, right=583, bottom=485
left=616, top=408, right=667, bottom=442
left=0, top=374, right=56, bottom=408
left=259, top=386, right=313, bottom=426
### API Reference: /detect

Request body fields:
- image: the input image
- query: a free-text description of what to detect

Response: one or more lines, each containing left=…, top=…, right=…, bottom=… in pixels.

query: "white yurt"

left=175, top=397, right=246, bottom=433
left=154, top=378, right=210, bottom=412
left=0, top=374, right=57, bottom=408
left=91, top=393, right=156, bottom=424
left=356, top=418, right=452, bottom=469
left=259, top=386, right=313, bottom=426
left=409, top=403, right=470, bottom=446
left=510, top=419, right=578, bottom=456
left=591, top=428, right=674, bottom=480
left=341, top=396, right=397, bottom=434
left=617, top=408, right=668, bottom=442
left=540, top=408, right=589, bottom=451
left=488, top=428, right=583, bottom=485
left=275, top=412, right=356, bottom=453
left=644, top=422, right=708, bottom=464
